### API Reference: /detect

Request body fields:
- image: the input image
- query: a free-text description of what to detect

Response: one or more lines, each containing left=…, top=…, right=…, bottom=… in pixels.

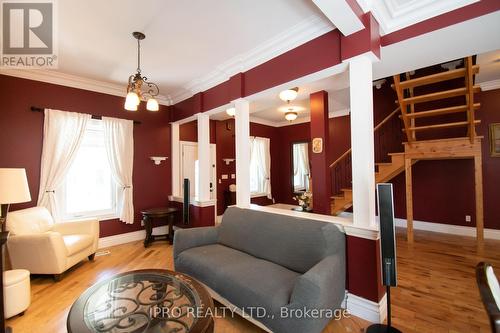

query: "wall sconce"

left=150, top=156, right=167, bottom=165
left=222, top=158, right=235, bottom=165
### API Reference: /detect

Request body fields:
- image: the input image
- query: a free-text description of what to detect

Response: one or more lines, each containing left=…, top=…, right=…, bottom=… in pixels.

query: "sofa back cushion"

left=7, top=207, right=54, bottom=235
left=218, top=207, right=345, bottom=273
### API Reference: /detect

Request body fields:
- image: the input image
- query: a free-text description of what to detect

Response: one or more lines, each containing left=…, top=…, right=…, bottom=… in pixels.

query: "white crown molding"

left=371, top=0, right=478, bottom=35
left=170, top=15, right=335, bottom=104
left=0, top=68, right=173, bottom=106
left=479, top=79, right=500, bottom=91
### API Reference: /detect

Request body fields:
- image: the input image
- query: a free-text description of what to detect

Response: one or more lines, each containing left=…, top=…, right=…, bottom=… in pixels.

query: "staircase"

left=329, top=57, right=483, bottom=237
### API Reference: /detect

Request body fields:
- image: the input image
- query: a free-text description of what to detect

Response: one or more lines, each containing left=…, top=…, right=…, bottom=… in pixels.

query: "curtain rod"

left=30, top=107, right=142, bottom=125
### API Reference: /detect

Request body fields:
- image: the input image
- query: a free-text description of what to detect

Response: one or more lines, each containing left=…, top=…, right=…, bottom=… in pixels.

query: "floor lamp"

left=0, top=169, right=31, bottom=333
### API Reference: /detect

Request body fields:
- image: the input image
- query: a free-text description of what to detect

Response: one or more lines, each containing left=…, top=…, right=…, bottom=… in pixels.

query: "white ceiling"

left=55, top=0, right=332, bottom=104
left=476, top=50, right=500, bottom=85
left=366, top=0, right=479, bottom=34
left=210, top=70, right=351, bottom=125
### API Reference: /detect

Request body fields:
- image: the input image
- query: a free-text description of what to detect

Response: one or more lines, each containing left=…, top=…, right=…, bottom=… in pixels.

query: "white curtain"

left=37, top=109, right=91, bottom=221
left=102, top=117, right=134, bottom=224
left=250, top=137, right=272, bottom=199
left=298, top=143, right=310, bottom=177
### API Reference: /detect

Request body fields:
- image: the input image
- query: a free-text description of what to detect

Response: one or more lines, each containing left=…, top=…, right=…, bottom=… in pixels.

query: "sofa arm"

left=289, top=254, right=346, bottom=309
left=173, top=226, right=219, bottom=259
left=7, top=232, right=68, bottom=274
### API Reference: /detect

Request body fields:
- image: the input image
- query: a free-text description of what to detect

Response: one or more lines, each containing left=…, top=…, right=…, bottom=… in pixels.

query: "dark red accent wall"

left=331, top=80, right=500, bottom=230
left=179, top=120, right=216, bottom=143
left=310, top=91, right=331, bottom=214
left=214, top=119, right=280, bottom=216
left=0, top=75, right=172, bottom=238
left=346, top=236, right=384, bottom=302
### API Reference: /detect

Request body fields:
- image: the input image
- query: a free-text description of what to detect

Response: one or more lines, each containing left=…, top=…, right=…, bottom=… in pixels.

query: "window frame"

left=56, top=119, right=119, bottom=221
left=249, top=137, right=269, bottom=198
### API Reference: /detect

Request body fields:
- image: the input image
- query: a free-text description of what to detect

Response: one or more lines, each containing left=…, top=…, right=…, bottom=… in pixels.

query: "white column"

left=197, top=113, right=211, bottom=202
left=349, top=56, right=376, bottom=228
left=171, top=123, right=180, bottom=197
left=234, top=99, right=251, bottom=208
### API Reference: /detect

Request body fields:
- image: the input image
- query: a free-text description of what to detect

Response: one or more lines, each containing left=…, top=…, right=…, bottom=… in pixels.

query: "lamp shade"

left=0, top=168, right=31, bottom=204
left=146, top=98, right=159, bottom=111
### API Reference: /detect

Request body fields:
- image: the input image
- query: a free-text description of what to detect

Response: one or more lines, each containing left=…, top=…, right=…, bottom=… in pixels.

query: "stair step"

left=403, top=103, right=480, bottom=119
left=404, top=120, right=481, bottom=132
left=400, top=86, right=480, bottom=105
left=392, top=66, right=479, bottom=90
left=341, top=188, right=352, bottom=193
left=388, top=152, right=405, bottom=156
left=331, top=195, right=346, bottom=200
left=376, top=162, right=392, bottom=166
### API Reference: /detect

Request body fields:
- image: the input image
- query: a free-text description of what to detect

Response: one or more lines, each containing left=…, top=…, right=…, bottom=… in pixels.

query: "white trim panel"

left=343, top=292, right=387, bottom=323
left=169, top=195, right=216, bottom=207
left=479, top=79, right=500, bottom=91
left=395, top=218, right=500, bottom=240
left=98, top=226, right=168, bottom=249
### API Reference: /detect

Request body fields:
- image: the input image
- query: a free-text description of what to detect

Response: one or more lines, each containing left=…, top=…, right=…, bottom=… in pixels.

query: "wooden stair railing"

left=329, top=106, right=401, bottom=169
left=392, top=57, right=481, bottom=144
left=329, top=106, right=401, bottom=197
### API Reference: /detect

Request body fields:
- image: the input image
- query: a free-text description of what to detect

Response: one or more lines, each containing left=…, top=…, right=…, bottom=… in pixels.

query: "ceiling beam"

left=312, top=0, right=365, bottom=36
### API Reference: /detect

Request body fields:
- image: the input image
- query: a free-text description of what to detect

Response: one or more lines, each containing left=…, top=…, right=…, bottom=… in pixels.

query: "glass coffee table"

left=67, top=269, right=214, bottom=333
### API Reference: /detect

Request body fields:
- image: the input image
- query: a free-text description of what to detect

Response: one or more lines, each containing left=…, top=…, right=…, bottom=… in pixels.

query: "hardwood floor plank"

left=6, top=227, right=500, bottom=332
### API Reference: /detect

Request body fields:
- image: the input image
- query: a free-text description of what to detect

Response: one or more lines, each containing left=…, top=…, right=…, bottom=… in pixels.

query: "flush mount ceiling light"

left=226, top=107, right=236, bottom=117
left=124, top=32, right=160, bottom=112
left=279, top=87, right=299, bottom=121
left=279, top=87, right=299, bottom=102
left=284, top=109, right=298, bottom=122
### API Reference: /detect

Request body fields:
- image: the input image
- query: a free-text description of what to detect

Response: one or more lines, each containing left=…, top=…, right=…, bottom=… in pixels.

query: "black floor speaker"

left=366, top=183, right=402, bottom=333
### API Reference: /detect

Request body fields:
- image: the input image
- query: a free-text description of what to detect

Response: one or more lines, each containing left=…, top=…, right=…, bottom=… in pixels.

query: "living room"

left=0, top=1, right=499, bottom=333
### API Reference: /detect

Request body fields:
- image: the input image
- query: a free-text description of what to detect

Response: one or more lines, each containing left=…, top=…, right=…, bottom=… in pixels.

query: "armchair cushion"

left=7, top=207, right=54, bottom=235
left=63, top=234, right=93, bottom=256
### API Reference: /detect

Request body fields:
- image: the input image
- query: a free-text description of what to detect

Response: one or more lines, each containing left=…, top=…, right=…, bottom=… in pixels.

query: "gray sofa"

left=173, top=207, right=346, bottom=333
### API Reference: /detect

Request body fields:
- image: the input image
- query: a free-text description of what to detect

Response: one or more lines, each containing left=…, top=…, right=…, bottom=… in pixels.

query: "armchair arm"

left=173, top=226, right=219, bottom=259
left=289, top=254, right=346, bottom=309
left=7, top=232, right=68, bottom=274
left=52, top=218, right=99, bottom=236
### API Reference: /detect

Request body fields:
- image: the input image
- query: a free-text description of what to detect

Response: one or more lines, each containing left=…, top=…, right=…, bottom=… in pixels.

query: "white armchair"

left=6, top=207, right=99, bottom=280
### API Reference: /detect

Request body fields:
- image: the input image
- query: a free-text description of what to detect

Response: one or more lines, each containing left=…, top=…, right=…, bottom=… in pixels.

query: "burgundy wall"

left=310, top=91, right=331, bottom=214
left=0, top=75, right=172, bottom=238
left=328, top=78, right=500, bottom=230
left=274, top=122, right=311, bottom=204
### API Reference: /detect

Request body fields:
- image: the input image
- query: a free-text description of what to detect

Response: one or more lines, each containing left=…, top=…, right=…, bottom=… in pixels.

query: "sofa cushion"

left=7, top=207, right=54, bottom=235
left=175, top=244, right=300, bottom=312
left=218, top=207, right=344, bottom=273
left=63, top=234, right=93, bottom=256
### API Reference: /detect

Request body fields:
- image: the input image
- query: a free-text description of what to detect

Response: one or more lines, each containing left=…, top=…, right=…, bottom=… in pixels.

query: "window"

left=57, top=119, right=118, bottom=220
left=249, top=137, right=271, bottom=197
left=292, top=142, right=310, bottom=192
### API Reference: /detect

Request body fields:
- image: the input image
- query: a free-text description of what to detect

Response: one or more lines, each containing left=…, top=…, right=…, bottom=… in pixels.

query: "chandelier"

left=124, top=32, right=160, bottom=111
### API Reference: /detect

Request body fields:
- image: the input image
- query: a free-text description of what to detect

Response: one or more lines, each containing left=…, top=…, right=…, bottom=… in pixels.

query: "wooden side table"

left=141, top=207, right=178, bottom=247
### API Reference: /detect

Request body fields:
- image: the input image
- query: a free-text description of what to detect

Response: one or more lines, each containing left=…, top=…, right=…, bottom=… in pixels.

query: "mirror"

left=291, top=141, right=310, bottom=194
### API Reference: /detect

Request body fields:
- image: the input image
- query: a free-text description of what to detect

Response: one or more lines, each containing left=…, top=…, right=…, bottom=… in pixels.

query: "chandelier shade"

left=124, top=32, right=160, bottom=112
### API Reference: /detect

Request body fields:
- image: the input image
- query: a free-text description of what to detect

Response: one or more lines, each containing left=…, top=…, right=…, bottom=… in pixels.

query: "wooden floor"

left=7, top=228, right=499, bottom=333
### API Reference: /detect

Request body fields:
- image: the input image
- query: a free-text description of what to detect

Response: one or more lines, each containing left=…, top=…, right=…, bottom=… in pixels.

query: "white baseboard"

left=98, top=226, right=169, bottom=249
left=395, top=218, right=500, bottom=240
left=343, top=292, right=386, bottom=323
